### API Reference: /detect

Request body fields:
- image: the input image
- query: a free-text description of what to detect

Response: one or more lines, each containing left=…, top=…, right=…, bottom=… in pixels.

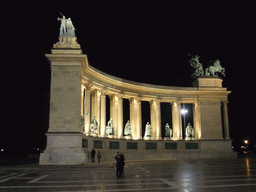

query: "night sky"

left=2, top=2, right=255, bottom=151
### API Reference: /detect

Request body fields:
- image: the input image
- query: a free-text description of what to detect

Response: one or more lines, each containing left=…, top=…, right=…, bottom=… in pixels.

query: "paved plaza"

left=0, top=157, right=256, bottom=191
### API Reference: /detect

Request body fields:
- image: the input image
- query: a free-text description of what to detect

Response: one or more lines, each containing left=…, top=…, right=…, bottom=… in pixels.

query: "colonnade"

left=80, top=85, right=229, bottom=140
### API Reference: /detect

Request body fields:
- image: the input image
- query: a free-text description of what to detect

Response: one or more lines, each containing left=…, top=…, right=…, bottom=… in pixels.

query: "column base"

left=124, top=135, right=132, bottom=140
left=185, top=137, right=195, bottom=140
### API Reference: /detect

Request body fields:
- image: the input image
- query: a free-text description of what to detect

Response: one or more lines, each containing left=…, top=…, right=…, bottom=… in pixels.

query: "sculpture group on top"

left=188, top=54, right=225, bottom=78
left=57, top=13, right=76, bottom=37
left=53, top=13, right=80, bottom=49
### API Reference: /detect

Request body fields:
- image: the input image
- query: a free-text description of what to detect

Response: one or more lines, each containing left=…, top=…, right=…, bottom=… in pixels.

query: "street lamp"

left=181, top=107, right=188, bottom=139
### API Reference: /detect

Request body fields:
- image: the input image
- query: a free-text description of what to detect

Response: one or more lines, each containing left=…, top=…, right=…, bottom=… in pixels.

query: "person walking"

left=115, top=152, right=125, bottom=178
left=97, top=150, right=101, bottom=163
left=91, top=148, right=96, bottom=163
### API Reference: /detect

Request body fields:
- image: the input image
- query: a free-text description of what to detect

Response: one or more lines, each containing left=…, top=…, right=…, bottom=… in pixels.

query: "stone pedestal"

left=40, top=133, right=87, bottom=165
left=40, top=40, right=88, bottom=165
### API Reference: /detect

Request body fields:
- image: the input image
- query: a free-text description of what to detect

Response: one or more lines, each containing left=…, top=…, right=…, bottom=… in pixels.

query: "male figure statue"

left=124, top=120, right=132, bottom=136
left=66, top=18, right=75, bottom=37
left=165, top=123, right=172, bottom=137
left=90, top=116, right=98, bottom=135
left=57, top=15, right=67, bottom=37
left=144, top=122, right=151, bottom=138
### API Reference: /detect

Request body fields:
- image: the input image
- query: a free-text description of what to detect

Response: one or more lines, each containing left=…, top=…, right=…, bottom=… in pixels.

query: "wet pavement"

left=0, top=157, right=256, bottom=191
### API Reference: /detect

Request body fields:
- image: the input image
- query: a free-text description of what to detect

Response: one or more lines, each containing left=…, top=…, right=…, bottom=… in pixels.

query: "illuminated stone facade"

left=39, top=39, right=233, bottom=165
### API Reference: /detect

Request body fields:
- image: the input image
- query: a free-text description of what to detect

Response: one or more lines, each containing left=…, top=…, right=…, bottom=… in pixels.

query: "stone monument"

left=39, top=15, right=87, bottom=165
left=40, top=16, right=234, bottom=165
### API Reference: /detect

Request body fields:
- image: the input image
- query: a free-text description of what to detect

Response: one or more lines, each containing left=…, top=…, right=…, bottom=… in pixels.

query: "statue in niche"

left=144, top=122, right=151, bottom=138
left=106, top=118, right=114, bottom=136
left=165, top=123, right=172, bottom=138
left=124, top=120, right=132, bottom=136
left=57, top=13, right=76, bottom=37
left=90, top=116, right=98, bottom=135
left=188, top=54, right=204, bottom=78
left=205, top=59, right=225, bottom=77
left=185, top=123, right=194, bottom=139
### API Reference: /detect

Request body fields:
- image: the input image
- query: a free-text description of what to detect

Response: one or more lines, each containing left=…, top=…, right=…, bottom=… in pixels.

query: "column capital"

left=223, top=100, right=229, bottom=104
left=100, top=88, right=108, bottom=95
left=150, top=98, right=161, bottom=106
left=129, top=96, right=141, bottom=103
left=84, top=83, right=93, bottom=90
left=171, top=100, right=180, bottom=107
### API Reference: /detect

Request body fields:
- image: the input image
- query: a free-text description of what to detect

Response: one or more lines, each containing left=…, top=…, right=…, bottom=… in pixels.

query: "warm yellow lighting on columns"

left=91, top=89, right=101, bottom=135
left=110, top=94, right=123, bottom=138
left=223, top=101, right=230, bottom=140
left=129, top=97, right=142, bottom=140
left=81, top=85, right=85, bottom=132
left=117, top=94, right=123, bottom=138
left=84, top=84, right=92, bottom=135
left=137, top=98, right=142, bottom=139
left=129, top=98, right=135, bottom=139
left=193, top=102, right=201, bottom=140
left=171, top=101, right=182, bottom=140
left=100, top=89, right=107, bottom=137
left=150, top=100, right=156, bottom=139
left=150, top=99, right=161, bottom=140
left=81, top=85, right=85, bottom=116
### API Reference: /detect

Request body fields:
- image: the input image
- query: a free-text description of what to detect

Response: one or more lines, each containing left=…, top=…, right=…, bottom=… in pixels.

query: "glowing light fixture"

left=181, top=109, right=188, bottom=114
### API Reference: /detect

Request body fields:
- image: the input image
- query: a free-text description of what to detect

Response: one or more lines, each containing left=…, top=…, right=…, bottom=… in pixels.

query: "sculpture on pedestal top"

left=165, top=123, right=172, bottom=138
left=90, top=116, right=98, bottom=135
left=124, top=120, right=132, bottom=136
left=106, top=118, right=114, bottom=136
left=185, top=123, right=194, bottom=139
left=188, top=54, right=204, bottom=78
left=53, top=13, right=80, bottom=49
left=205, top=59, right=225, bottom=77
left=57, top=13, right=75, bottom=37
left=144, top=122, right=151, bottom=138
left=188, top=54, right=225, bottom=78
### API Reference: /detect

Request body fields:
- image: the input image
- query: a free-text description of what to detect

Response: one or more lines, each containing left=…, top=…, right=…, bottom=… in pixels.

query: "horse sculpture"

left=205, top=60, right=225, bottom=77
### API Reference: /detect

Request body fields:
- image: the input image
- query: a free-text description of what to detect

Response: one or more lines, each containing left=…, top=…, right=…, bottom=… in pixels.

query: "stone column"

left=84, top=84, right=92, bottom=136
left=171, top=101, right=182, bottom=140
left=91, top=89, right=101, bottom=135
left=110, top=95, right=117, bottom=137
left=117, top=94, right=123, bottom=138
left=150, top=100, right=161, bottom=140
left=129, top=97, right=142, bottom=139
left=137, top=98, right=142, bottom=139
left=100, top=90, right=106, bottom=137
left=110, top=94, right=123, bottom=138
left=129, top=98, right=135, bottom=138
left=193, top=102, right=201, bottom=140
left=223, top=101, right=230, bottom=140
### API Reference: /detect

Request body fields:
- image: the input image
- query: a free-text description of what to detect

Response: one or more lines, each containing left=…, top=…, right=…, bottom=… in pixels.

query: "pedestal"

left=40, top=133, right=87, bottom=165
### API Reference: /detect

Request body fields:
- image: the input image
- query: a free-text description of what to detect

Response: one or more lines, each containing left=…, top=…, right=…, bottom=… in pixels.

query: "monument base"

left=81, top=137, right=236, bottom=162
left=39, top=133, right=87, bottom=165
